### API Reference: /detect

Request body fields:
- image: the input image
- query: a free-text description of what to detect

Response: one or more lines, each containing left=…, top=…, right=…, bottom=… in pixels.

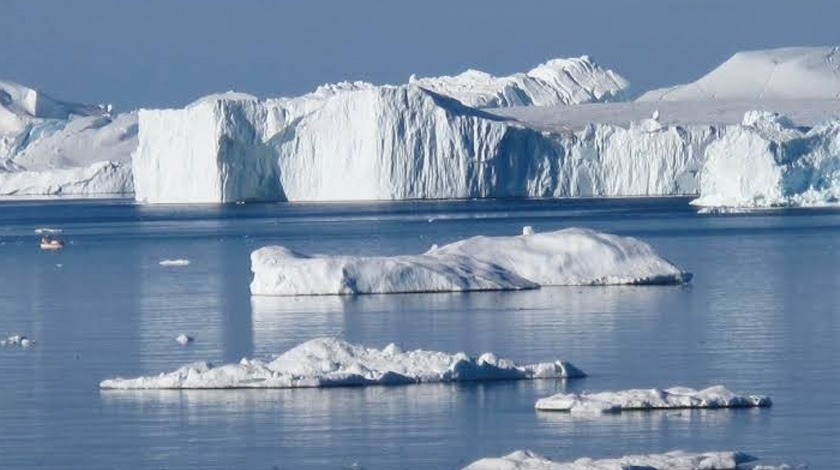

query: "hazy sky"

left=3, top=0, right=837, bottom=110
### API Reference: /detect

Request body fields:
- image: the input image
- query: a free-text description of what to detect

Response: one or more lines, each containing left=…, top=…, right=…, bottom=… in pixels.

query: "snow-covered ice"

left=0, top=80, right=136, bottom=196
left=462, top=450, right=758, bottom=470
left=159, top=259, right=191, bottom=267
left=1, top=334, right=34, bottom=348
left=692, top=110, right=840, bottom=209
left=99, top=337, right=585, bottom=389
left=250, top=228, right=691, bottom=296
left=534, top=386, right=771, bottom=414
left=639, top=47, right=840, bottom=101
left=410, top=56, right=628, bottom=108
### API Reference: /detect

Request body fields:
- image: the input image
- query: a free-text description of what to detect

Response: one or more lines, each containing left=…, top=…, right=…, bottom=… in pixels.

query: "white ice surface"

left=462, top=450, right=757, bottom=470
left=0, top=80, right=136, bottom=196
left=639, top=46, right=840, bottom=101
left=534, top=386, right=771, bottom=414
left=99, top=337, right=585, bottom=389
left=411, top=56, right=628, bottom=108
left=159, top=259, right=191, bottom=267
left=175, top=334, right=193, bottom=346
left=692, top=111, right=840, bottom=208
left=250, top=228, right=690, bottom=296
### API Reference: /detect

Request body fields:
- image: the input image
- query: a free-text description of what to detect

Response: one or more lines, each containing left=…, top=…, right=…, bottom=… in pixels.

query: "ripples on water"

left=0, top=198, right=837, bottom=469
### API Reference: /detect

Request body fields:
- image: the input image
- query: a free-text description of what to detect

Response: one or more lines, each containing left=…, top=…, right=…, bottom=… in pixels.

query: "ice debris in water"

left=535, top=386, right=771, bottom=414
left=159, top=259, right=191, bottom=267
left=1, top=334, right=34, bottom=348
left=250, top=228, right=692, bottom=296
left=99, top=337, right=585, bottom=389
left=175, top=334, right=193, bottom=346
left=462, top=450, right=760, bottom=470
left=522, top=225, right=535, bottom=235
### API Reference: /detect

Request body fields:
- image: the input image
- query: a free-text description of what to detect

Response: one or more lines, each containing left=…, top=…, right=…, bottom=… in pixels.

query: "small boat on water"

left=40, top=236, right=64, bottom=251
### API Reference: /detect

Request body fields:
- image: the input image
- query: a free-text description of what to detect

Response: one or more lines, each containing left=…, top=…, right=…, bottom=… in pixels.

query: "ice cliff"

left=462, top=450, right=759, bottom=470
left=0, top=80, right=136, bottom=196
left=692, top=111, right=840, bottom=208
left=250, top=228, right=691, bottom=296
left=99, top=337, right=585, bottom=389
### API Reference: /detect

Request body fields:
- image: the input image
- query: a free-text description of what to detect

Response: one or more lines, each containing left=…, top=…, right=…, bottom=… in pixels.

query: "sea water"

left=0, top=198, right=837, bottom=469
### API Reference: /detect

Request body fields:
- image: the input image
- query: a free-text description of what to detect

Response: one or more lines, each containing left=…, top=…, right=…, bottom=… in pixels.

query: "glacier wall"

left=693, top=111, right=840, bottom=208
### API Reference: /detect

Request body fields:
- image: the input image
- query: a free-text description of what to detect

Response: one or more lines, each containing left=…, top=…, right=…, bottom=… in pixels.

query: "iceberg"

left=462, top=450, right=758, bottom=470
left=692, top=111, right=840, bottom=209
left=159, top=259, right=191, bottom=267
left=131, top=57, right=634, bottom=204
left=0, top=80, right=136, bottom=196
left=534, top=385, right=771, bottom=414
left=250, top=228, right=691, bottom=296
left=639, top=46, right=840, bottom=101
left=98, top=337, right=584, bottom=389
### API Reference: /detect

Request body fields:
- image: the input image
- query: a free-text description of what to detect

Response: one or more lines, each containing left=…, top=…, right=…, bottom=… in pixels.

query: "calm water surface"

left=0, top=198, right=837, bottom=469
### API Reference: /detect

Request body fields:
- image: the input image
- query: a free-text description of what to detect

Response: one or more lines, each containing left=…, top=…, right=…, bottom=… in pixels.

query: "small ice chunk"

left=34, top=228, right=62, bottom=235
left=159, top=259, right=191, bottom=267
left=175, top=334, right=193, bottom=346
left=522, top=225, right=534, bottom=235
left=2, top=334, right=34, bottom=348
left=535, top=385, right=772, bottom=413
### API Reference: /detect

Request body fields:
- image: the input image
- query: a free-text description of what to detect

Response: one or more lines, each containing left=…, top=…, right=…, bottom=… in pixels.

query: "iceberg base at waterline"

left=99, top=337, right=585, bottom=390
left=534, top=386, right=771, bottom=414
left=250, top=227, right=692, bottom=296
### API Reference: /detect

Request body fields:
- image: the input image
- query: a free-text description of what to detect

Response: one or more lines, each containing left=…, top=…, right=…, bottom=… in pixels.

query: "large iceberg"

left=462, top=450, right=758, bottom=470
left=99, top=337, right=585, bottom=389
left=639, top=46, right=840, bottom=101
left=132, top=57, right=635, bottom=204
left=0, top=80, right=136, bottom=196
left=692, top=111, right=840, bottom=209
left=534, top=385, right=771, bottom=414
left=250, top=228, right=691, bottom=296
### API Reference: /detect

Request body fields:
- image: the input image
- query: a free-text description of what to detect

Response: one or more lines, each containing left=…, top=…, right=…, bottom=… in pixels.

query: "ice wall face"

left=0, top=80, right=136, bottom=196
left=132, top=94, right=282, bottom=203
left=693, top=111, right=840, bottom=208
left=411, top=56, right=629, bottom=108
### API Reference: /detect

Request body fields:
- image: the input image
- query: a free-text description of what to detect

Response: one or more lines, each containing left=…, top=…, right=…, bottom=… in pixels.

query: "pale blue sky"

left=3, top=0, right=837, bottom=110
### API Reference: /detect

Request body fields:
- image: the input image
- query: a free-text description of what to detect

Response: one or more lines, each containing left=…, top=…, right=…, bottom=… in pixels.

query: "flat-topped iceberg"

left=463, top=450, right=758, bottom=470
left=250, top=228, right=691, bottom=296
left=99, top=337, right=585, bottom=389
left=535, top=385, right=771, bottom=414
left=692, top=111, right=840, bottom=209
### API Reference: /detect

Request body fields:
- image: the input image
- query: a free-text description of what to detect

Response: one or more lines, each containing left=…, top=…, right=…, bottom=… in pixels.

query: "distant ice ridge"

left=534, top=385, right=771, bottom=414
left=692, top=111, right=840, bottom=209
left=250, top=228, right=691, bottom=296
left=99, top=337, right=585, bottom=389
left=0, top=80, right=136, bottom=196
left=462, top=450, right=759, bottom=470
left=639, top=46, right=840, bottom=101
left=410, top=56, right=628, bottom=108
left=132, top=57, right=637, bottom=204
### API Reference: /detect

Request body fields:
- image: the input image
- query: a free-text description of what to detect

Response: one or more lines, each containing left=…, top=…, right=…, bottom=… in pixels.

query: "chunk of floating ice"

left=175, top=334, right=193, bottom=346
left=1, top=334, right=35, bottom=348
left=462, top=450, right=758, bottom=470
left=250, top=228, right=692, bottom=296
left=99, top=337, right=585, bottom=389
left=522, top=225, right=535, bottom=235
left=159, top=259, right=191, bottom=267
left=34, top=228, right=63, bottom=235
left=535, top=386, right=771, bottom=413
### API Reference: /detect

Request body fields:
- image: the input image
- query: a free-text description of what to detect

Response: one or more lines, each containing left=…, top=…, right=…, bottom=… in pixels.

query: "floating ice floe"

left=462, top=450, right=759, bottom=470
left=159, top=259, right=191, bottom=267
left=534, top=386, right=771, bottom=414
left=250, top=227, right=691, bottom=296
left=34, top=228, right=62, bottom=234
left=99, top=337, right=584, bottom=389
left=175, top=334, right=193, bottom=346
left=1, top=334, right=34, bottom=348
